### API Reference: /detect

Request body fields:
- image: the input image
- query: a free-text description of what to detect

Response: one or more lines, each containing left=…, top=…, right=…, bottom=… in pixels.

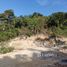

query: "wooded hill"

left=0, top=9, right=67, bottom=41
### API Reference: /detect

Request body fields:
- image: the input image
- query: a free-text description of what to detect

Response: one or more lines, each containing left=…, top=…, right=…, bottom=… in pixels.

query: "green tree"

left=4, top=9, right=14, bottom=24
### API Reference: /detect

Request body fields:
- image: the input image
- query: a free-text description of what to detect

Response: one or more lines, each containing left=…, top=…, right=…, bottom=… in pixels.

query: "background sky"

left=0, top=0, right=67, bottom=16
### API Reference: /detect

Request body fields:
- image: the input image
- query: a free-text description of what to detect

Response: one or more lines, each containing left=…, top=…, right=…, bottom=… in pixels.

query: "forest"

left=0, top=9, right=67, bottom=42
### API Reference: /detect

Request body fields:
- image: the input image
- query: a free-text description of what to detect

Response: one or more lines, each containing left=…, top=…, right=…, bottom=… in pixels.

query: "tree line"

left=0, top=9, right=67, bottom=41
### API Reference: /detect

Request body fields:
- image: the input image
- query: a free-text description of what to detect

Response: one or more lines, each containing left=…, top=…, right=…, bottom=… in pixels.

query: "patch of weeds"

left=0, top=46, right=14, bottom=54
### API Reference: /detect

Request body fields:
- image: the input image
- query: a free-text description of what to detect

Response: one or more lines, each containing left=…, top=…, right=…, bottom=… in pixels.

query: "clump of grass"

left=0, top=42, right=14, bottom=54
left=0, top=46, right=14, bottom=54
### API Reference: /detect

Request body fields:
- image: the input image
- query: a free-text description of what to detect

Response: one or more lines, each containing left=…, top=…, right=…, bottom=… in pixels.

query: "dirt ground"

left=0, top=34, right=67, bottom=67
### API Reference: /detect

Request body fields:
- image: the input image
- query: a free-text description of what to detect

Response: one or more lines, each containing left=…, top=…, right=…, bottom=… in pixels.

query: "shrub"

left=0, top=46, right=14, bottom=54
left=0, top=28, right=19, bottom=42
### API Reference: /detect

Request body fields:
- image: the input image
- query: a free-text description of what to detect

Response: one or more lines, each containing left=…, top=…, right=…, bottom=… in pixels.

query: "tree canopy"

left=0, top=9, right=67, bottom=41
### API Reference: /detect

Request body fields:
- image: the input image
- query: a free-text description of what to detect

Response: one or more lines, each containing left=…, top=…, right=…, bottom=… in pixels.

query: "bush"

left=53, top=27, right=67, bottom=37
left=25, top=32, right=32, bottom=37
left=0, top=46, right=14, bottom=54
left=0, top=28, right=19, bottom=42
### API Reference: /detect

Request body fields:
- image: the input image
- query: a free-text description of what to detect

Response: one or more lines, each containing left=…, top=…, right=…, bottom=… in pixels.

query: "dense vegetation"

left=0, top=46, right=14, bottom=54
left=0, top=9, right=67, bottom=42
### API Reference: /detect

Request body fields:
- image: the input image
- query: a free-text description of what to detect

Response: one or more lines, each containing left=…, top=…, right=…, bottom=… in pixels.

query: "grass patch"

left=0, top=46, right=14, bottom=54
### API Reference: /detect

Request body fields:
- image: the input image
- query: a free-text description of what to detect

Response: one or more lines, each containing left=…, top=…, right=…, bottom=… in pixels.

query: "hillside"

left=0, top=10, right=67, bottom=67
left=0, top=34, right=67, bottom=67
left=0, top=10, right=67, bottom=42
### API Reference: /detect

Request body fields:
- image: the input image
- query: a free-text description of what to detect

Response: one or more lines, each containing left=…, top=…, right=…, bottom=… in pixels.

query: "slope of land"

left=0, top=34, right=67, bottom=67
